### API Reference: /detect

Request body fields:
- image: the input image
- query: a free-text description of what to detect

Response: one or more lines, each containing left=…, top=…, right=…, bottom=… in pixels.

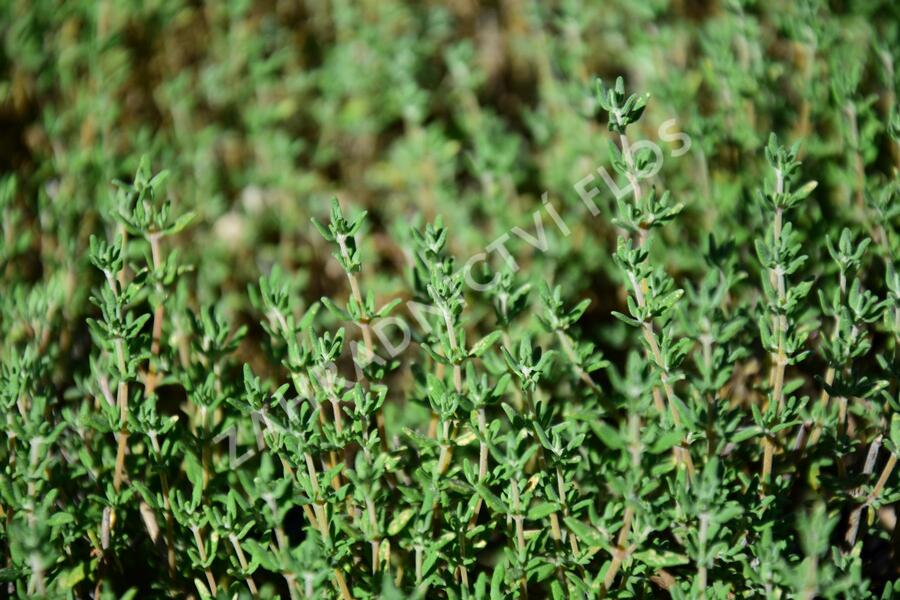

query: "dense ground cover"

left=2, top=0, right=900, bottom=597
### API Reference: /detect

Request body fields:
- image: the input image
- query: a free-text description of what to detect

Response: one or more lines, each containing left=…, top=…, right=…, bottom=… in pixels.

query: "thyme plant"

left=2, top=1, right=900, bottom=598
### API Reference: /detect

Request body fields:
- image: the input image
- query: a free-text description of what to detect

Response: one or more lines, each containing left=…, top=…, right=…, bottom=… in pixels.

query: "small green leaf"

left=632, top=549, right=689, bottom=568
left=469, top=331, right=503, bottom=358
left=387, top=508, right=416, bottom=536
left=527, top=502, right=560, bottom=521
left=56, top=563, right=85, bottom=589
left=48, top=512, right=75, bottom=528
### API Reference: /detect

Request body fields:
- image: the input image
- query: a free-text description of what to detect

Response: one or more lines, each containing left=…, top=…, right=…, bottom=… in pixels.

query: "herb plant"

left=2, top=1, right=900, bottom=598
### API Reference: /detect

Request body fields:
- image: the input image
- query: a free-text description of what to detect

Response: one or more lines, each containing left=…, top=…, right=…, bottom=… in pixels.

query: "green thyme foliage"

left=2, top=1, right=900, bottom=598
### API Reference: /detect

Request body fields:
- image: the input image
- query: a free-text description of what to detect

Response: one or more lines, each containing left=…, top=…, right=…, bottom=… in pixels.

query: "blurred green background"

left=1, top=0, right=898, bottom=378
